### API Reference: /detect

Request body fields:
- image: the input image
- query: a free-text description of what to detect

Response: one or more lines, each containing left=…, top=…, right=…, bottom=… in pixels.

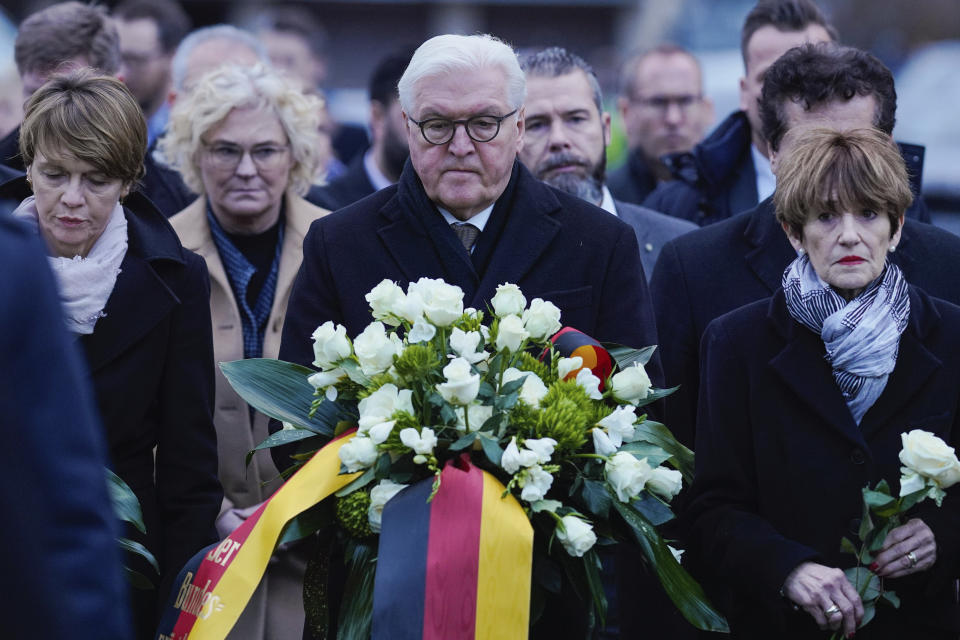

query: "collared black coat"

left=280, top=160, right=662, bottom=371
left=0, top=177, right=222, bottom=635
left=306, top=153, right=378, bottom=212
left=606, top=147, right=661, bottom=207
left=685, top=286, right=960, bottom=639
left=650, top=198, right=960, bottom=449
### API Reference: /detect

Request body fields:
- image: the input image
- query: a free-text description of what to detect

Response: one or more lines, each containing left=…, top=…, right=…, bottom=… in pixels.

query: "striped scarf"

left=782, top=253, right=910, bottom=425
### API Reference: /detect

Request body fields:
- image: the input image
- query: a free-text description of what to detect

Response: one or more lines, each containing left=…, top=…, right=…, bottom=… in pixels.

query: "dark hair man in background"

left=644, top=0, right=842, bottom=226
left=309, top=49, right=414, bottom=211
left=607, top=44, right=713, bottom=206
left=649, top=42, right=960, bottom=454
left=518, top=46, right=696, bottom=281
left=113, top=0, right=191, bottom=147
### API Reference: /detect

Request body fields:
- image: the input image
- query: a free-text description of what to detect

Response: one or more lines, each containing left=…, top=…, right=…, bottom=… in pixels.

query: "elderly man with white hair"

left=279, top=33, right=660, bottom=371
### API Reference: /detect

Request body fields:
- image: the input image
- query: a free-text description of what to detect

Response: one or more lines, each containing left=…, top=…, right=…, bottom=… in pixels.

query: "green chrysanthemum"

left=513, top=351, right=550, bottom=381
left=454, top=310, right=485, bottom=332
left=393, top=343, right=442, bottom=383
left=515, top=380, right=593, bottom=452
left=336, top=490, right=373, bottom=539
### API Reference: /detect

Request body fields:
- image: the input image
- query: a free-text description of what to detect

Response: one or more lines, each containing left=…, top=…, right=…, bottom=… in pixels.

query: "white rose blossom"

left=365, top=280, right=406, bottom=325
left=491, top=283, right=527, bottom=317
left=611, top=363, right=653, bottom=405
left=519, top=465, right=554, bottom=502
left=605, top=452, right=653, bottom=502
left=368, top=479, right=407, bottom=533
left=556, top=515, right=597, bottom=558
left=307, top=368, right=346, bottom=401
left=502, top=368, right=549, bottom=407
left=408, top=277, right=464, bottom=327
left=495, top=315, right=529, bottom=352
left=400, top=427, right=437, bottom=464
left=436, top=357, right=481, bottom=405
left=338, top=436, right=378, bottom=472
left=522, top=438, right=557, bottom=464
left=557, top=356, right=583, bottom=381
left=357, top=384, right=414, bottom=432
left=449, top=327, right=487, bottom=364
left=596, top=406, right=638, bottom=449
left=646, top=466, right=683, bottom=502
left=311, top=321, right=352, bottom=369
left=354, top=322, right=403, bottom=375
left=456, top=403, right=494, bottom=433
left=502, top=436, right=539, bottom=474
left=408, top=318, right=436, bottom=343
left=592, top=428, right=618, bottom=456
left=522, top=298, right=562, bottom=340
left=899, top=429, right=960, bottom=494
left=575, top=368, right=603, bottom=400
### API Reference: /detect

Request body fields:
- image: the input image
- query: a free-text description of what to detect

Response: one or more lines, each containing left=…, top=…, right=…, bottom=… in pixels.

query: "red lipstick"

left=838, top=256, right=864, bottom=264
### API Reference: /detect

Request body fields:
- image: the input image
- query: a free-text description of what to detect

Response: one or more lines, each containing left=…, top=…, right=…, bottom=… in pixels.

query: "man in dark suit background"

left=649, top=42, right=960, bottom=452
left=308, top=49, right=414, bottom=211
left=518, top=46, right=697, bottom=282
left=280, top=32, right=661, bottom=380
left=0, top=213, right=132, bottom=640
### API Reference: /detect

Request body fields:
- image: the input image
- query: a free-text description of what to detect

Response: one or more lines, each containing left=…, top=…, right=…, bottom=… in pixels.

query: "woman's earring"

left=889, top=245, right=897, bottom=253
left=798, top=247, right=806, bottom=256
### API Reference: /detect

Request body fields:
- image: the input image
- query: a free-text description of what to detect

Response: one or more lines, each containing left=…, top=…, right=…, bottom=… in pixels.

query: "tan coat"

left=171, top=193, right=329, bottom=640
left=171, top=193, right=329, bottom=512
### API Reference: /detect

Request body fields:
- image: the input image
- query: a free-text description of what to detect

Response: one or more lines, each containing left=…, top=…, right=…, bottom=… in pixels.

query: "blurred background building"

left=0, top=0, right=957, bottom=219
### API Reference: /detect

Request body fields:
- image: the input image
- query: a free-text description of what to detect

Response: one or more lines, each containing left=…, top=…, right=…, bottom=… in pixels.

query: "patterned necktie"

left=450, top=222, right=480, bottom=252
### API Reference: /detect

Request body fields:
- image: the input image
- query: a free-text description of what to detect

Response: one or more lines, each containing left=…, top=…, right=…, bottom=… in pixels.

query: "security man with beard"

left=518, top=47, right=696, bottom=280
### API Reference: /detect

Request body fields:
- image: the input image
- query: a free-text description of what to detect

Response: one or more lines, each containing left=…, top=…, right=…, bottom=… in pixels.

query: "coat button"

left=849, top=518, right=861, bottom=535
left=850, top=449, right=866, bottom=465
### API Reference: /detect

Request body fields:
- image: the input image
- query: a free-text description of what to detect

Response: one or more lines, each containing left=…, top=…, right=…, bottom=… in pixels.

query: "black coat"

left=306, top=153, right=378, bottom=211
left=0, top=177, right=222, bottom=635
left=650, top=198, right=960, bottom=449
left=643, top=110, right=931, bottom=226
left=0, top=214, right=132, bottom=639
left=685, top=286, right=960, bottom=639
left=280, top=160, right=662, bottom=370
left=606, top=148, right=660, bottom=207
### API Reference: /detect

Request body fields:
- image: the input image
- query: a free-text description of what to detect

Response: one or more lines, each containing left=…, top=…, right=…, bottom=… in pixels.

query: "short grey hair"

left=397, top=34, right=525, bottom=115
left=170, top=25, right=268, bottom=92
left=619, top=44, right=703, bottom=100
left=520, top=46, right=603, bottom=113
left=157, top=63, right=322, bottom=196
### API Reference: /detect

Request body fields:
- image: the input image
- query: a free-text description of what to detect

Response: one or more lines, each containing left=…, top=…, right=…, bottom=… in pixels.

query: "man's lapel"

left=743, top=198, right=796, bottom=294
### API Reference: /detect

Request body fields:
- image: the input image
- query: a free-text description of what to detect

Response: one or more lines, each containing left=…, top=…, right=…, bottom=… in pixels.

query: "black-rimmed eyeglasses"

left=408, top=109, right=518, bottom=145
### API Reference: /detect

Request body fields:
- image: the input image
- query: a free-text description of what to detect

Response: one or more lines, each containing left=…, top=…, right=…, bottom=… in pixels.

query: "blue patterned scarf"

left=782, top=254, right=910, bottom=425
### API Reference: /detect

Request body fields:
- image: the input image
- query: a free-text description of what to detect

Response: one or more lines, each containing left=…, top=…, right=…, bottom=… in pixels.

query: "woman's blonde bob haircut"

left=775, top=128, right=913, bottom=240
left=20, top=68, right=146, bottom=185
left=157, top=63, right=322, bottom=196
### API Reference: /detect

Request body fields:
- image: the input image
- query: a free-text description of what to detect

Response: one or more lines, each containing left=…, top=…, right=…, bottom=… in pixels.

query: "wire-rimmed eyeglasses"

left=408, top=109, right=519, bottom=145
left=201, top=142, right=290, bottom=172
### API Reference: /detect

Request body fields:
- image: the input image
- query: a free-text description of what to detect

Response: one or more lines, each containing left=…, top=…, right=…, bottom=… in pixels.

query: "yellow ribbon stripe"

left=189, top=433, right=359, bottom=639
left=475, top=471, right=533, bottom=640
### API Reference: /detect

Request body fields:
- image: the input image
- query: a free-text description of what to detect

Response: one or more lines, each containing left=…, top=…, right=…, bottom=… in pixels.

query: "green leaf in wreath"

left=633, top=385, right=680, bottom=408
left=117, top=537, right=159, bottom=574
left=616, top=442, right=672, bottom=468
left=632, top=421, right=695, bottom=483
left=337, top=540, right=377, bottom=640
left=220, top=359, right=348, bottom=435
left=631, top=491, right=675, bottom=526
left=340, top=359, right=372, bottom=387
left=499, top=375, right=528, bottom=396
left=246, top=429, right=322, bottom=467
left=124, top=566, right=156, bottom=590
left=611, top=496, right=729, bottom=632
left=334, top=466, right=375, bottom=497
left=605, top=344, right=657, bottom=368
left=277, top=501, right=333, bottom=546
left=479, top=434, right=503, bottom=466
left=583, top=548, right=608, bottom=628
left=106, top=468, right=146, bottom=534
left=530, top=499, right=562, bottom=513
left=578, top=479, right=613, bottom=520
left=449, top=432, right=478, bottom=451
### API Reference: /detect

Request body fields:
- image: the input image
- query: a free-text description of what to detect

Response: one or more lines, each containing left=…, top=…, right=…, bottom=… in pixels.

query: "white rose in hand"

left=368, top=479, right=407, bottom=533
left=605, top=451, right=653, bottom=502
left=495, top=315, right=529, bottom=352
left=491, top=283, right=527, bottom=317
left=365, top=280, right=406, bottom=325
left=339, top=436, right=378, bottom=472
left=311, top=321, right=352, bottom=369
left=409, top=277, right=464, bottom=327
left=556, top=515, right=597, bottom=557
left=354, top=322, right=403, bottom=375
left=611, top=363, right=652, bottom=405
left=436, top=357, right=481, bottom=405
left=900, top=429, right=960, bottom=490
left=522, top=298, right=562, bottom=340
